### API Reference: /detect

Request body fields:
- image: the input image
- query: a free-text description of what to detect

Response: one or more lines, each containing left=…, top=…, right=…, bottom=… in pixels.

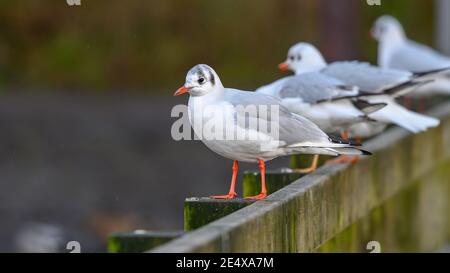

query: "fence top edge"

left=150, top=101, right=450, bottom=253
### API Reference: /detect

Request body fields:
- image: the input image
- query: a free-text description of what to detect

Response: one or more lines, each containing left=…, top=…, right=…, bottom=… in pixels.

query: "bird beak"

left=173, top=86, right=190, bottom=96
left=278, top=62, right=289, bottom=72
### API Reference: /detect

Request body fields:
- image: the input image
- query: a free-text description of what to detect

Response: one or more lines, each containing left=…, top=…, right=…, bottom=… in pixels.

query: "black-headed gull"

left=371, top=15, right=450, bottom=96
left=256, top=65, right=386, bottom=170
left=278, top=42, right=440, bottom=140
left=256, top=72, right=386, bottom=135
left=174, top=64, right=370, bottom=200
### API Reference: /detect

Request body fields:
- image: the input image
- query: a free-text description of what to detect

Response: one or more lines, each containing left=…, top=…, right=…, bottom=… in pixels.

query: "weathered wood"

left=108, top=230, right=184, bottom=253
left=242, top=170, right=301, bottom=197
left=316, top=161, right=450, bottom=252
left=243, top=156, right=332, bottom=197
left=184, top=197, right=254, bottom=231
left=150, top=102, right=450, bottom=253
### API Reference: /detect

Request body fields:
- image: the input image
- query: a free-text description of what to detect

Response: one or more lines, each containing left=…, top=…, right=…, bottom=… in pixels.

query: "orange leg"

left=340, top=130, right=349, bottom=140
left=350, top=156, right=361, bottom=163
left=355, top=136, right=363, bottom=146
left=402, top=96, right=413, bottom=109
left=210, top=160, right=238, bottom=199
left=326, top=155, right=351, bottom=164
left=245, top=159, right=267, bottom=200
left=294, top=155, right=319, bottom=174
left=418, top=98, right=426, bottom=113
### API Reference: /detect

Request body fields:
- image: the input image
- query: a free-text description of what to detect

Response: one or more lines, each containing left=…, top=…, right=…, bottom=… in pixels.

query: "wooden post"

left=108, top=230, right=184, bottom=253
left=184, top=197, right=254, bottom=231
left=242, top=170, right=302, bottom=197
left=435, top=0, right=450, bottom=55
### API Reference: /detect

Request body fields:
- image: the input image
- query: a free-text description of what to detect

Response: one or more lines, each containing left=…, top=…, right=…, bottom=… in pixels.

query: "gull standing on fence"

left=371, top=15, right=450, bottom=97
left=174, top=64, right=370, bottom=200
left=256, top=67, right=386, bottom=169
left=277, top=42, right=440, bottom=143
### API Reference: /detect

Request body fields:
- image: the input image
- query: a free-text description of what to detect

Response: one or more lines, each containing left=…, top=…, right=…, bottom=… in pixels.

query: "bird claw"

left=209, top=193, right=237, bottom=199
left=244, top=193, right=267, bottom=200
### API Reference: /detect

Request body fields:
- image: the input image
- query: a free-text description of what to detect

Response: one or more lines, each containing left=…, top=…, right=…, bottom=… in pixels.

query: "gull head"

left=371, top=15, right=405, bottom=42
left=279, top=42, right=327, bottom=75
left=174, top=64, right=223, bottom=97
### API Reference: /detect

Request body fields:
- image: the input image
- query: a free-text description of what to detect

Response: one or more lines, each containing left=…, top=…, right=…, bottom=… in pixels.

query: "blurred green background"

left=0, top=0, right=442, bottom=252
left=0, top=0, right=434, bottom=92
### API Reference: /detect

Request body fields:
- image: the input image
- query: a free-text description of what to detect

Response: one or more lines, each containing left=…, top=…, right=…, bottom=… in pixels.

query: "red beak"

left=278, top=62, right=289, bottom=72
left=173, top=86, right=190, bottom=96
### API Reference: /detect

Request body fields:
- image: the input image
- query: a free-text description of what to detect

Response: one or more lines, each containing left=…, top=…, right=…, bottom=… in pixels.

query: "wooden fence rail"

left=147, top=102, right=450, bottom=253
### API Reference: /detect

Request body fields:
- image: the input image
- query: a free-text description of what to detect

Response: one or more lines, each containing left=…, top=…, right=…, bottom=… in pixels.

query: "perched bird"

left=277, top=42, right=440, bottom=140
left=174, top=64, right=370, bottom=200
left=256, top=71, right=386, bottom=135
left=371, top=15, right=450, bottom=97
left=256, top=63, right=386, bottom=171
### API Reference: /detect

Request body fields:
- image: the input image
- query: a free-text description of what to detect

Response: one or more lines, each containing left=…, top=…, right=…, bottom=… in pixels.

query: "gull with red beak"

left=174, top=64, right=371, bottom=200
left=371, top=15, right=450, bottom=97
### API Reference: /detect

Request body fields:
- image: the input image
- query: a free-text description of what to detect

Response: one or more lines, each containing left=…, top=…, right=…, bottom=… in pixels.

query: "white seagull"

left=174, top=64, right=370, bottom=200
left=371, top=15, right=450, bottom=96
left=256, top=71, right=386, bottom=135
left=277, top=42, right=440, bottom=140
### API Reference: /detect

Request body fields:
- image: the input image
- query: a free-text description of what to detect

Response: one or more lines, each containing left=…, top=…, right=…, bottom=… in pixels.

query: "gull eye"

left=297, top=55, right=302, bottom=60
left=198, top=77, right=205, bottom=84
left=289, top=56, right=295, bottom=61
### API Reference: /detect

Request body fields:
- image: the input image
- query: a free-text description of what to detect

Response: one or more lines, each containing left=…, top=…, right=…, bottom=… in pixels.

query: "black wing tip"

left=328, top=136, right=362, bottom=147
left=383, top=80, right=420, bottom=96
left=336, top=85, right=356, bottom=91
left=360, top=149, right=372, bottom=156
left=352, top=99, right=387, bottom=115
left=413, top=67, right=450, bottom=77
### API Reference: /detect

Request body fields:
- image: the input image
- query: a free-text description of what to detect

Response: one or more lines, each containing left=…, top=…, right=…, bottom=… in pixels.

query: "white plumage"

left=372, top=15, right=450, bottom=97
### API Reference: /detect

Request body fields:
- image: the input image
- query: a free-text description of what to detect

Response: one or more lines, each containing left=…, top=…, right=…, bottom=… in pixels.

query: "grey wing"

left=322, top=61, right=412, bottom=93
left=389, top=40, right=450, bottom=72
left=258, top=73, right=359, bottom=104
left=278, top=112, right=333, bottom=147
left=225, top=90, right=332, bottom=146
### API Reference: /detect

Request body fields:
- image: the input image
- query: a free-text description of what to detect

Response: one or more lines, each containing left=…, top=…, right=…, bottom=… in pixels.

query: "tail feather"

left=413, top=67, right=450, bottom=79
left=371, top=103, right=440, bottom=133
left=389, top=111, right=440, bottom=133
left=351, top=99, right=387, bottom=115
left=325, top=147, right=371, bottom=156
left=379, top=80, right=433, bottom=98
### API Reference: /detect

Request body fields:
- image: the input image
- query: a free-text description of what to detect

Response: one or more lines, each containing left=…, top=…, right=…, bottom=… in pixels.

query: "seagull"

left=371, top=15, right=450, bottom=96
left=174, top=64, right=370, bottom=200
left=256, top=65, right=385, bottom=171
left=277, top=42, right=440, bottom=140
left=256, top=72, right=386, bottom=135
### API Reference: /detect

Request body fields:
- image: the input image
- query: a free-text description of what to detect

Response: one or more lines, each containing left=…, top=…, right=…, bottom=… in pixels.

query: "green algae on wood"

left=151, top=102, right=450, bottom=253
left=242, top=170, right=301, bottom=197
left=184, top=197, right=254, bottom=231
left=289, top=155, right=332, bottom=169
left=108, top=230, right=184, bottom=253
